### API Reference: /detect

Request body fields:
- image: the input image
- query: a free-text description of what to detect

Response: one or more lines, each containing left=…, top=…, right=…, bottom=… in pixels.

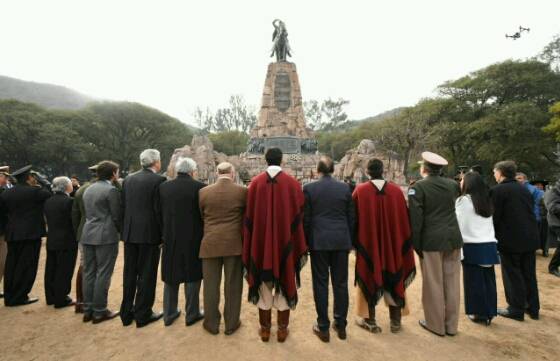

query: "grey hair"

left=52, top=176, right=71, bottom=193
left=175, top=157, right=197, bottom=174
left=140, top=149, right=161, bottom=168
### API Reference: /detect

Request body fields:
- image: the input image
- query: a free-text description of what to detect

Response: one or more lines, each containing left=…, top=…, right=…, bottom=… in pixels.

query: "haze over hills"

left=0, top=75, right=95, bottom=110
left=355, top=107, right=406, bottom=124
left=0, top=74, right=402, bottom=129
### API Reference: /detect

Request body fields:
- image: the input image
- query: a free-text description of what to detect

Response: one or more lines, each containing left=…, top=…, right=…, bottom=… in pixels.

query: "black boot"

left=389, top=306, right=402, bottom=333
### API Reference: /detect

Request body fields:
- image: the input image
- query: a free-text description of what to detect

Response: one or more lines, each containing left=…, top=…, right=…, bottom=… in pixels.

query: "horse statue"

left=271, top=19, right=292, bottom=62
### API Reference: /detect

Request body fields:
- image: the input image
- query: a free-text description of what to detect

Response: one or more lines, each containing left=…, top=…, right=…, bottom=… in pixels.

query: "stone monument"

left=239, top=20, right=319, bottom=181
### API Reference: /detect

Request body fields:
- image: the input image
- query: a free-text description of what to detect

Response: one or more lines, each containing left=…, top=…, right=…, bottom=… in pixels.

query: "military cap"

left=421, top=151, right=448, bottom=166
left=11, top=165, right=33, bottom=178
left=0, top=166, right=9, bottom=175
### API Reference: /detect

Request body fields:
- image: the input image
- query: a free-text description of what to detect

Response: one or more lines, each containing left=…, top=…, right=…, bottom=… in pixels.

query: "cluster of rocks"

left=166, top=135, right=228, bottom=182
left=334, top=139, right=406, bottom=184
left=167, top=136, right=405, bottom=186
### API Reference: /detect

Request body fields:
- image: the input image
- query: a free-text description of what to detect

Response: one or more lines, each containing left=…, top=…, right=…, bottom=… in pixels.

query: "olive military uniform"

left=408, top=174, right=463, bottom=336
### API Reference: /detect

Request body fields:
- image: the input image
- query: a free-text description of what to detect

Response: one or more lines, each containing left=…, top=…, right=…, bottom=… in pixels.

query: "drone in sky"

left=506, top=26, right=530, bottom=40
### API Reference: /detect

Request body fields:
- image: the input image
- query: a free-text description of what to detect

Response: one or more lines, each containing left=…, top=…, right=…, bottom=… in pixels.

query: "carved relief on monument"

left=251, top=62, right=313, bottom=140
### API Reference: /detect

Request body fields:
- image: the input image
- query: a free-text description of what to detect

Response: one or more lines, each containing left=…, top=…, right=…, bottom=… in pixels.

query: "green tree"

left=83, top=101, right=193, bottom=174
left=208, top=130, right=249, bottom=155
left=543, top=101, right=560, bottom=140
left=539, top=34, right=560, bottom=71
left=303, top=99, right=323, bottom=130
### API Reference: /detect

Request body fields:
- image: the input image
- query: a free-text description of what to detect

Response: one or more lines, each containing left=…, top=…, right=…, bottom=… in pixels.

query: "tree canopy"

left=0, top=100, right=193, bottom=178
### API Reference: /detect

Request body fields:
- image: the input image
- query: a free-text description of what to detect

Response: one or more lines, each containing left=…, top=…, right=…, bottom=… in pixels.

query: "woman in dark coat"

left=158, top=157, right=206, bottom=326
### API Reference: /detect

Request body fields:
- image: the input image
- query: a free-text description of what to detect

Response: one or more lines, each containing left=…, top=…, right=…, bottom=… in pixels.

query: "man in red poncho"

left=353, top=159, right=416, bottom=334
left=243, top=147, right=308, bottom=343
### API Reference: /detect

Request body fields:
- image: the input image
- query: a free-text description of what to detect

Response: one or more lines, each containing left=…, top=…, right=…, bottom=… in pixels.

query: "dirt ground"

left=0, top=243, right=558, bottom=361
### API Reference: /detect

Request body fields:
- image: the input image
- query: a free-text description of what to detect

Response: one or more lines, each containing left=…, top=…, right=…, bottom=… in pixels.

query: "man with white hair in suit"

left=43, top=176, right=78, bottom=308
left=120, top=149, right=166, bottom=328
left=158, top=157, right=206, bottom=326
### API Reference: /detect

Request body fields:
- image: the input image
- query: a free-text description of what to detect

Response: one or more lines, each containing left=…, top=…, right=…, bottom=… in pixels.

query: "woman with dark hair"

left=456, top=171, right=499, bottom=325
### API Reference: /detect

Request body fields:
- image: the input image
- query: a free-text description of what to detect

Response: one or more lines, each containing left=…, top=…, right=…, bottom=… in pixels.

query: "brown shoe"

left=203, top=321, right=219, bottom=335
left=277, top=310, right=290, bottom=343
left=225, top=321, right=241, bottom=336
left=332, top=323, right=347, bottom=340
left=75, top=303, right=84, bottom=314
left=313, top=324, right=330, bottom=343
left=92, top=310, right=120, bottom=325
left=258, top=309, right=272, bottom=342
left=83, top=313, right=93, bottom=323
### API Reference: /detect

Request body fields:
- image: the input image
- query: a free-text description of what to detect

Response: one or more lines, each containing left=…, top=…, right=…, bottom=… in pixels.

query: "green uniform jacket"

left=408, top=175, right=463, bottom=252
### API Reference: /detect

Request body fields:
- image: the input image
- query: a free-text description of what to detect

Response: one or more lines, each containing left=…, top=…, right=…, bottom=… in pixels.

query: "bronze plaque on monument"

left=265, top=136, right=300, bottom=154
left=274, top=72, right=291, bottom=112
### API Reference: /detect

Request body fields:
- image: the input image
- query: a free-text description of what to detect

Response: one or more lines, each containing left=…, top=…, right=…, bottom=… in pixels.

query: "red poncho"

left=243, top=171, right=308, bottom=308
left=353, top=181, right=416, bottom=308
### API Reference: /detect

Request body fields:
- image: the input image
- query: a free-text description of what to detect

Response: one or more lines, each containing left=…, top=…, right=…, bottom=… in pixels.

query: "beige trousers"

left=420, top=249, right=461, bottom=335
left=0, top=235, right=6, bottom=284
left=257, top=282, right=290, bottom=311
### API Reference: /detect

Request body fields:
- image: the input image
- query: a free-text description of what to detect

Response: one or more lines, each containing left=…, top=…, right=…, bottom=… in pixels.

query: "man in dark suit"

left=491, top=160, right=540, bottom=321
left=0, top=165, right=51, bottom=306
left=159, top=157, right=205, bottom=327
left=44, top=176, right=78, bottom=308
left=303, top=156, right=355, bottom=342
left=120, top=149, right=166, bottom=327
left=81, top=161, right=122, bottom=324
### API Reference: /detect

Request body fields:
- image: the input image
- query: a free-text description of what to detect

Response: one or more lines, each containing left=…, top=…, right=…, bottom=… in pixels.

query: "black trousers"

left=44, top=248, right=78, bottom=307
left=539, top=220, right=549, bottom=254
left=462, top=263, right=497, bottom=319
left=120, top=243, right=161, bottom=323
left=310, top=250, right=349, bottom=331
left=4, top=239, right=41, bottom=306
left=548, top=226, right=560, bottom=271
left=500, top=251, right=540, bottom=316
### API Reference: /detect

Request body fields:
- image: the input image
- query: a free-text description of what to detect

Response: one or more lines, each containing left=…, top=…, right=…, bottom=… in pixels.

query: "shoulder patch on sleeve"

left=407, top=188, right=416, bottom=196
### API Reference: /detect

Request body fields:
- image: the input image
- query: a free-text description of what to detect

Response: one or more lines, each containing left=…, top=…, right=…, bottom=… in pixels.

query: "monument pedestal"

left=239, top=61, right=318, bottom=182
left=251, top=62, right=313, bottom=139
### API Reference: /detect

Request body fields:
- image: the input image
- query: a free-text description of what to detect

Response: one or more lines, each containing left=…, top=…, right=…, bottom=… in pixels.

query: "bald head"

left=217, top=162, right=235, bottom=180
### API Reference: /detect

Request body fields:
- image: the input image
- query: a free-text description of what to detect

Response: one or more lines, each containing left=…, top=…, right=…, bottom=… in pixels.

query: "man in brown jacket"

left=199, top=162, right=247, bottom=335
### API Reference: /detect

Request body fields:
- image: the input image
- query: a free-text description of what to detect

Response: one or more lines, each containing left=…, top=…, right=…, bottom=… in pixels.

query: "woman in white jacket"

left=456, top=172, right=500, bottom=325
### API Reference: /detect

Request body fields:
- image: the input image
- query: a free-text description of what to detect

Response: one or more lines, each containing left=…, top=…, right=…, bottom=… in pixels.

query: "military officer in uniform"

left=408, top=152, right=463, bottom=337
left=0, top=165, right=52, bottom=306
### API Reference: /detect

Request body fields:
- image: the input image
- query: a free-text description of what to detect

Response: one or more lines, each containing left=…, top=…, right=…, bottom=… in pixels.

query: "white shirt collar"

left=371, top=179, right=386, bottom=190
left=266, top=165, right=282, bottom=178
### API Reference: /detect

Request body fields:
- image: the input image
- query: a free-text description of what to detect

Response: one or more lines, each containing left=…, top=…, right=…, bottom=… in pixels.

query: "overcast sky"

left=1, top=0, right=559, bottom=126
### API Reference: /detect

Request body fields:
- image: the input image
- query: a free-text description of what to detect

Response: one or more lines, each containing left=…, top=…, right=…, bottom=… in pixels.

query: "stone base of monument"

left=237, top=152, right=320, bottom=184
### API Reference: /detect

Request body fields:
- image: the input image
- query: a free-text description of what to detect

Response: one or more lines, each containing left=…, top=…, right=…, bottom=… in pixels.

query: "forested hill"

left=0, top=75, right=93, bottom=110
left=355, top=107, right=406, bottom=124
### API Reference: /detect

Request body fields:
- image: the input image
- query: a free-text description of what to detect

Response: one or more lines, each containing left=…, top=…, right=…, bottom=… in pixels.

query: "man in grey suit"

left=81, top=161, right=122, bottom=324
